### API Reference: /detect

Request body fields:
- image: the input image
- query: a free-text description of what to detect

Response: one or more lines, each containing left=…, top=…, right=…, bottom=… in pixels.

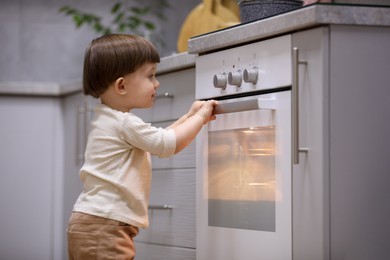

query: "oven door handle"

left=213, top=98, right=275, bottom=114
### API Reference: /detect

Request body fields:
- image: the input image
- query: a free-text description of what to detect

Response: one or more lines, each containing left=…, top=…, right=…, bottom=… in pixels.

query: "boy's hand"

left=196, top=100, right=218, bottom=124
left=187, top=100, right=206, bottom=117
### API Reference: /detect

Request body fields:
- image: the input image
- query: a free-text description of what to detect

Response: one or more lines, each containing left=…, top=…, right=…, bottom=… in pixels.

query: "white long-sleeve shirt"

left=73, top=104, right=176, bottom=228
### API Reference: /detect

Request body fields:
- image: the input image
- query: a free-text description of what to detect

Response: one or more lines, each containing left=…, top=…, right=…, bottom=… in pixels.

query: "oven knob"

left=243, top=67, right=258, bottom=84
left=213, top=73, right=227, bottom=90
left=228, top=70, right=242, bottom=87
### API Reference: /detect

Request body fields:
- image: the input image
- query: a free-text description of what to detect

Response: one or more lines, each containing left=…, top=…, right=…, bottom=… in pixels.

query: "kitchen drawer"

left=135, top=168, right=196, bottom=248
left=135, top=242, right=195, bottom=260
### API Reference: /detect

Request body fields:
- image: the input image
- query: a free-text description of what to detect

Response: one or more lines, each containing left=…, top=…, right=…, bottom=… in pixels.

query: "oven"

left=196, top=34, right=293, bottom=259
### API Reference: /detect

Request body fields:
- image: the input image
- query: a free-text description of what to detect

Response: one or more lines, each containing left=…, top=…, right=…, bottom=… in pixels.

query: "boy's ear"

left=114, top=77, right=127, bottom=95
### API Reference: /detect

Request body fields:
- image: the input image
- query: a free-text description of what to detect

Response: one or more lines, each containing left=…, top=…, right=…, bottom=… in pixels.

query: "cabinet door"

left=292, top=27, right=330, bottom=260
left=0, top=96, right=61, bottom=260
left=328, top=25, right=390, bottom=260
left=293, top=25, right=390, bottom=260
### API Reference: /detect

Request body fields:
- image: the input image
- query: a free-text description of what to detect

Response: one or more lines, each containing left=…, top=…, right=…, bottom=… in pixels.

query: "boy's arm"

left=169, top=100, right=217, bottom=154
left=167, top=100, right=205, bottom=130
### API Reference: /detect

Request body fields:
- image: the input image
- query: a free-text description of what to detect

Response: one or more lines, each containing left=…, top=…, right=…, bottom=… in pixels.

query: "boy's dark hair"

left=83, top=34, right=160, bottom=98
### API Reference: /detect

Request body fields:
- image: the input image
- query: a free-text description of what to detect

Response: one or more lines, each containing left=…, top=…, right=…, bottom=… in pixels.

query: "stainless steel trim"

left=148, top=205, right=173, bottom=210
left=292, top=47, right=308, bottom=165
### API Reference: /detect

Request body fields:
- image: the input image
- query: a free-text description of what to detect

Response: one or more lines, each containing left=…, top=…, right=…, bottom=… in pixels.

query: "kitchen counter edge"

left=0, top=52, right=196, bottom=97
left=188, top=4, right=390, bottom=54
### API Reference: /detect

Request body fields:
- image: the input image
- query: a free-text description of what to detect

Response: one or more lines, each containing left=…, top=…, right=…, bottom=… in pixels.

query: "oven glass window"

left=208, top=125, right=276, bottom=231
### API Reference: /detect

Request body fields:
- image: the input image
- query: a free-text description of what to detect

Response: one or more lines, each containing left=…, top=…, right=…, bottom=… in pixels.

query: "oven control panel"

left=196, top=34, right=292, bottom=100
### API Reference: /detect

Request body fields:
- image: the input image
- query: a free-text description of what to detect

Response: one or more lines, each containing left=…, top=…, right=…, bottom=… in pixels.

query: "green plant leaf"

left=94, top=23, right=103, bottom=32
left=73, top=15, right=83, bottom=28
left=84, top=14, right=94, bottom=23
left=118, top=23, right=126, bottom=32
left=59, top=6, right=77, bottom=16
left=130, top=6, right=150, bottom=16
left=128, top=16, right=141, bottom=27
left=58, top=1, right=169, bottom=44
left=114, top=12, right=125, bottom=23
left=111, top=2, right=122, bottom=14
left=144, top=21, right=155, bottom=31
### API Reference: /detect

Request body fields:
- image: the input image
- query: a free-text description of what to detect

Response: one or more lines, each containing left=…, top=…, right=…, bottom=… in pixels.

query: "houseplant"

left=59, top=0, right=170, bottom=48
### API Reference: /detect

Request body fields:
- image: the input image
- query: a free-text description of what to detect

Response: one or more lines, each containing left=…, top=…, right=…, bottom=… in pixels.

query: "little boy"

left=67, top=34, right=217, bottom=260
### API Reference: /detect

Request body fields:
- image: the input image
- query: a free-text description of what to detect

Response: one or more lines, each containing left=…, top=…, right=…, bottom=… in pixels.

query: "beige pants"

left=67, top=212, right=139, bottom=260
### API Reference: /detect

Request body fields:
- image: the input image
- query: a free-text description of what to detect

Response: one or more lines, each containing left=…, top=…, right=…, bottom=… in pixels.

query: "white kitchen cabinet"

left=292, top=25, right=390, bottom=260
left=0, top=96, right=61, bottom=260
left=0, top=89, right=89, bottom=260
left=0, top=91, right=84, bottom=260
left=133, top=67, right=197, bottom=259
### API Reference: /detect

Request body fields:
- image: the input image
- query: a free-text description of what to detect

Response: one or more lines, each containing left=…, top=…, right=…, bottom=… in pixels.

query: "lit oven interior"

left=208, top=125, right=276, bottom=231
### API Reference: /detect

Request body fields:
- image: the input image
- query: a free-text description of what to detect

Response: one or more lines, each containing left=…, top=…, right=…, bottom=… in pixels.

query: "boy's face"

left=122, top=62, right=160, bottom=110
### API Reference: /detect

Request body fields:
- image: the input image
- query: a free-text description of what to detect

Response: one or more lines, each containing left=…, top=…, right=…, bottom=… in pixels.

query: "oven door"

left=196, top=91, right=291, bottom=260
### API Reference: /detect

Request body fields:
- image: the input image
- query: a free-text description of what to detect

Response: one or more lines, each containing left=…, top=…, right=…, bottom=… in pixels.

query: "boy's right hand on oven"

left=187, top=100, right=206, bottom=117
left=196, top=100, right=218, bottom=124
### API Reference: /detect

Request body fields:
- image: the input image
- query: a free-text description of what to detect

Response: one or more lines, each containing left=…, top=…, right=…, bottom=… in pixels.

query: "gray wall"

left=0, top=0, right=199, bottom=84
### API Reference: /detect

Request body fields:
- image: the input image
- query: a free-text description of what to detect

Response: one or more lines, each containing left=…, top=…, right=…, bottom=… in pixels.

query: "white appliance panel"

left=195, top=35, right=291, bottom=100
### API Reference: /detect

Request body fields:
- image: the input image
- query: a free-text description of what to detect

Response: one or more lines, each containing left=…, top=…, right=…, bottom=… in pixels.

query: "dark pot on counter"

left=238, top=0, right=304, bottom=23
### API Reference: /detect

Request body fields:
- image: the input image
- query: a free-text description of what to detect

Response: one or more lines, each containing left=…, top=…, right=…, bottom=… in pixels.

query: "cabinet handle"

left=148, top=204, right=173, bottom=210
left=76, top=98, right=93, bottom=164
left=76, top=104, right=86, bottom=163
left=292, top=47, right=308, bottom=165
left=155, top=92, right=174, bottom=99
